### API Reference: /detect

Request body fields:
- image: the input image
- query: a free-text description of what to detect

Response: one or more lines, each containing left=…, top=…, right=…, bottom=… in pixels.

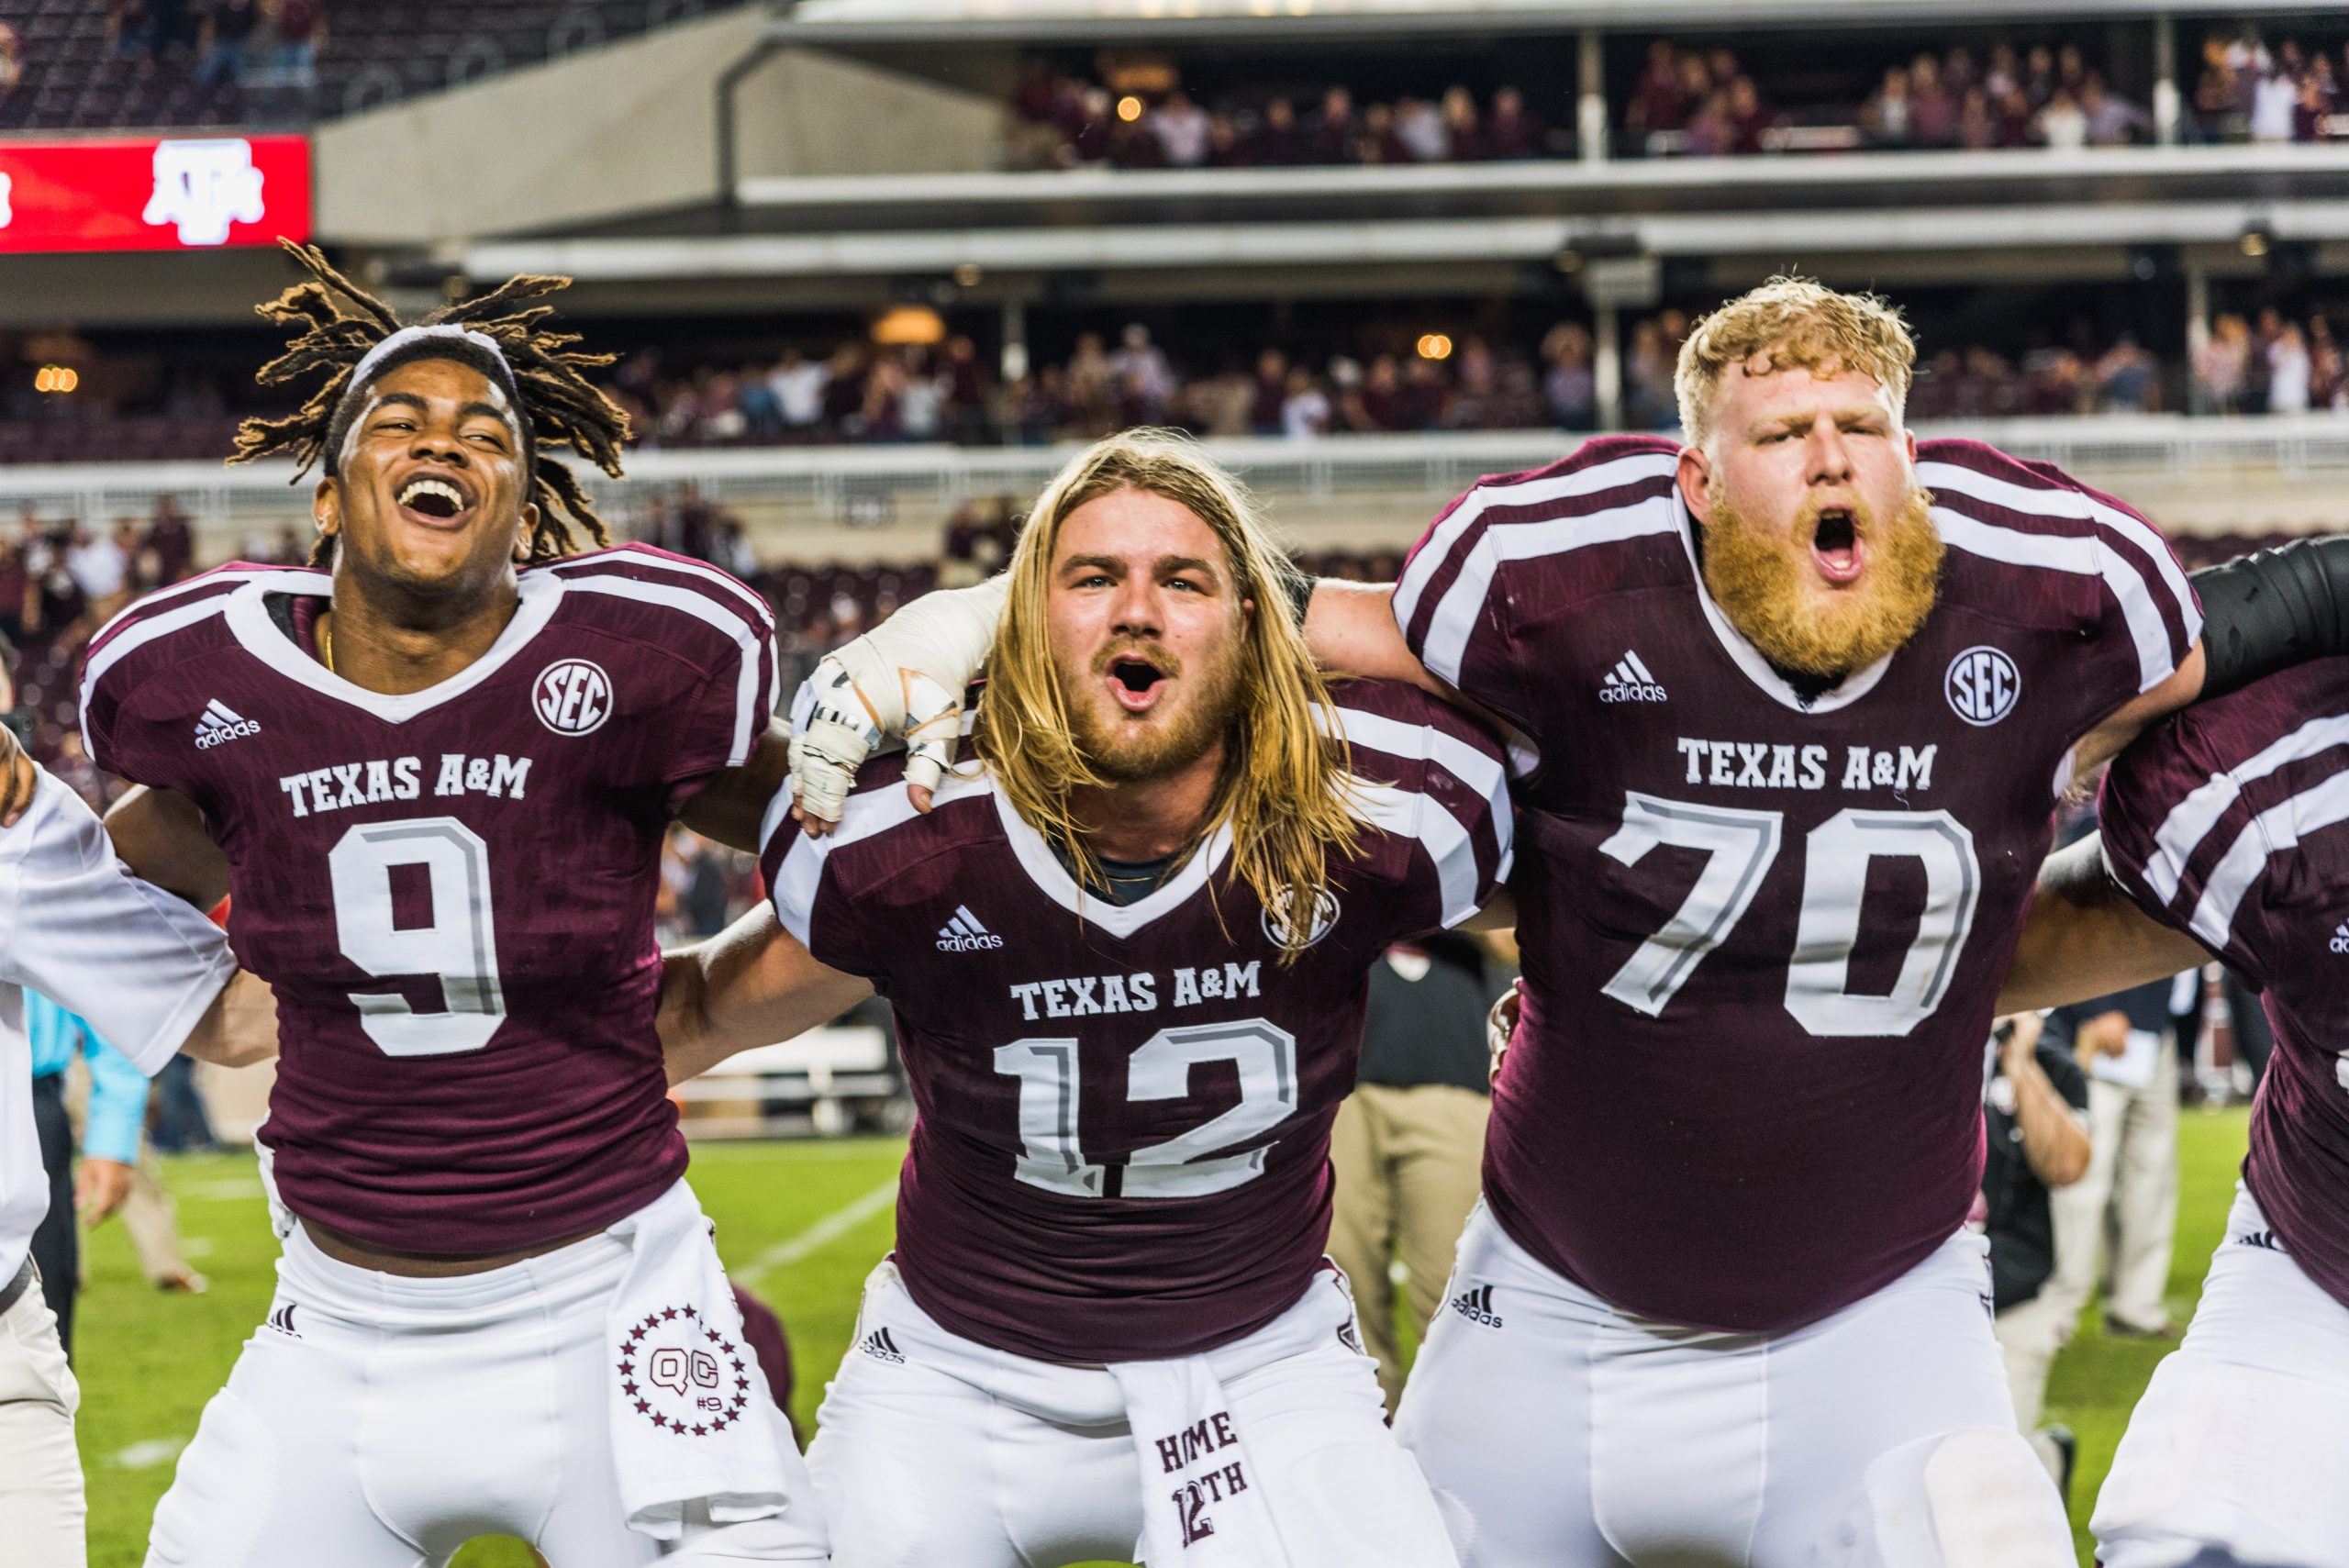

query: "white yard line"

left=739, top=1178, right=897, bottom=1286
left=111, top=1437, right=188, bottom=1470
left=184, top=1178, right=263, bottom=1201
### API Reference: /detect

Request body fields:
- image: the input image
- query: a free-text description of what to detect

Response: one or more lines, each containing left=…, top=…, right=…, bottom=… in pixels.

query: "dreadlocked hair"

left=231, top=240, right=632, bottom=567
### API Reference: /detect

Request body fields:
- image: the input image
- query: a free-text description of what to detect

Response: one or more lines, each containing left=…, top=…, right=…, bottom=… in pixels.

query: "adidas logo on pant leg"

left=1448, top=1283, right=1503, bottom=1329
left=859, top=1327, right=907, bottom=1363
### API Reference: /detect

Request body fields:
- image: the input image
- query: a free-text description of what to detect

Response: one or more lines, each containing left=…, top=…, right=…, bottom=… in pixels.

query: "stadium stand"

left=0, top=0, right=744, bottom=130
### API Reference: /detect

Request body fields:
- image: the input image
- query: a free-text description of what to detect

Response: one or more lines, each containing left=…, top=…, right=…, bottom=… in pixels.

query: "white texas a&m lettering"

left=1674, top=738, right=1936, bottom=793
left=141, top=138, right=265, bottom=247
left=1008, top=962, right=1261, bottom=1020
left=278, top=753, right=533, bottom=817
left=0, top=172, right=13, bottom=230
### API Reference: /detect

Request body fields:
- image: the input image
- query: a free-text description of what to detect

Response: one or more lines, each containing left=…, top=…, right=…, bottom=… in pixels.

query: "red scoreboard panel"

left=0, top=135, right=310, bottom=253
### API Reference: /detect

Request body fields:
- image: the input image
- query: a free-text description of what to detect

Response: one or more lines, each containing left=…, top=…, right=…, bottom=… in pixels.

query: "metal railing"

left=5, top=417, right=2347, bottom=534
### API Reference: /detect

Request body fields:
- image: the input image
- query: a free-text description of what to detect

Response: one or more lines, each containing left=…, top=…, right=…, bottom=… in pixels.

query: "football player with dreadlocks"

left=78, top=245, right=829, bottom=1566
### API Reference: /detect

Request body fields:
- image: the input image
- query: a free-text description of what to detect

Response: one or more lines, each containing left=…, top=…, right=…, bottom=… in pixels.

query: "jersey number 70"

left=1600, top=791, right=1981, bottom=1038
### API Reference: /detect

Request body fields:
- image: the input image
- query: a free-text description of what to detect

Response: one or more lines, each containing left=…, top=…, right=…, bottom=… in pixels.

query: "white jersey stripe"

left=1922, top=461, right=2200, bottom=681
left=2188, top=768, right=2349, bottom=951
left=2136, top=711, right=2349, bottom=907
left=85, top=566, right=296, bottom=657
left=1394, top=449, right=1679, bottom=628
left=560, top=576, right=775, bottom=767
left=1920, top=459, right=2198, bottom=628
left=1351, top=779, right=1490, bottom=928
left=1420, top=495, right=1681, bottom=688
left=1931, top=509, right=2180, bottom=695
left=80, top=594, right=242, bottom=737
left=548, top=550, right=777, bottom=634
left=766, top=765, right=943, bottom=946
left=1311, top=702, right=1510, bottom=820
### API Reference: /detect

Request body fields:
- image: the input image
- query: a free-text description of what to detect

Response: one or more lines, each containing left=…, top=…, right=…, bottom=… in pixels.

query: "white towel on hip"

left=605, top=1182, right=796, bottom=1540
left=1109, top=1353, right=1293, bottom=1568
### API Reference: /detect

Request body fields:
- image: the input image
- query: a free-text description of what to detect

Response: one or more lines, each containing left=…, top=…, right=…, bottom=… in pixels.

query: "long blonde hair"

left=976, top=430, right=1363, bottom=955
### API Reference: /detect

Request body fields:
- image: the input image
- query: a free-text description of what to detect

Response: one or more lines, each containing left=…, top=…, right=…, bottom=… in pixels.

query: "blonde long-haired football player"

left=662, top=430, right=1512, bottom=1568
left=777, top=278, right=2349, bottom=1566
left=978, top=430, right=1364, bottom=951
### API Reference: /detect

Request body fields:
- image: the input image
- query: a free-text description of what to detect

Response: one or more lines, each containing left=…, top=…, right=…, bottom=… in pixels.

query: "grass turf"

left=77, top=1108, right=2252, bottom=1567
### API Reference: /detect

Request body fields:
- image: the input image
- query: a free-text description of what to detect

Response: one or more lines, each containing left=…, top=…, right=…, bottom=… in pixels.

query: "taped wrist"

left=852, top=574, right=1009, bottom=728
left=2192, top=534, right=2349, bottom=699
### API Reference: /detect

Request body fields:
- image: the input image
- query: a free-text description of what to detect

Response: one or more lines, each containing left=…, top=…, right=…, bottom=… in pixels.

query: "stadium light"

left=1416, top=334, right=1453, bottom=361
left=33, top=366, right=77, bottom=395
left=873, top=306, right=948, bottom=346
left=1117, top=96, right=1145, bottom=123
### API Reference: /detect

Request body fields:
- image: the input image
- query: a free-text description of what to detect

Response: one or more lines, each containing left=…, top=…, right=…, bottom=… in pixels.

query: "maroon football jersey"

left=81, top=546, right=779, bottom=1255
left=2099, top=659, right=2349, bottom=1310
left=761, top=679, right=1510, bottom=1362
left=1395, top=434, right=2200, bottom=1332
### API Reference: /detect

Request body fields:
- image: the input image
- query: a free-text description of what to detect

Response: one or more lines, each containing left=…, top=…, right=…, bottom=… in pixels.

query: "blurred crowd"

left=2189, top=32, right=2349, bottom=144
left=999, top=28, right=2349, bottom=170
left=1625, top=38, right=2155, bottom=156
left=2192, top=309, right=2349, bottom=415
left=103, top=0, right=323, bottom=94
left=0, top=500, right=201, bottom=807
left=1009, top=62, right=1567, bottom=170
left=607, top=326, right=1584, bottom=449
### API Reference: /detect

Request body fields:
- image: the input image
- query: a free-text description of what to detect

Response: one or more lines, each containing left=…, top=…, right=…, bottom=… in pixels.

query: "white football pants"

left=146, top=1203, right=829, bottom=1568
left=807, top=1259, right=1458, bottom=1568
left=1396, top=1204, right=2072, bottom=1568
left=2095, top=1184, right=2349, bottom=1568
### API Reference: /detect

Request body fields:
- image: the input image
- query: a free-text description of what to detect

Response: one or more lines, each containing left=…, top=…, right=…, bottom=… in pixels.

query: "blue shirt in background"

left=27, top=991, right=150, bottom=1165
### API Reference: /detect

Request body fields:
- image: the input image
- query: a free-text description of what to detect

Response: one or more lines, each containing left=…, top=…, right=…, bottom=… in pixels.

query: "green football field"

left=78, top=1107, right=2254, bottom=1567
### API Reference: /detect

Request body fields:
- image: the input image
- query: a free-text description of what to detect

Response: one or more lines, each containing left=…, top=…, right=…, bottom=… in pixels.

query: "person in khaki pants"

left=1982, top=1013, right=2094, bottom=1497
left=2046, top=973, right=2195, bottom=1340
left=1330, top=932, right=1508, bottom=1412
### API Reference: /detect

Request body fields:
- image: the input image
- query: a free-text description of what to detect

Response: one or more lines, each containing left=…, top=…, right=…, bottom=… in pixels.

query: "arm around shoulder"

left=660, top=904, right=874, bottom=1085
left=105, top=784, right=231, bottom=910
left=1998, top=834, right=2212, bottom=1014
left=1303, top=582, right=1448, bottom=696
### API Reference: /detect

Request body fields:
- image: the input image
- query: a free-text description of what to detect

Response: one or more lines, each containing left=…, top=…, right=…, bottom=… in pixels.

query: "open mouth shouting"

left=1809, top=504, right=1864, bottom=585
left=394, top=471, right=479, bottom=530
left=1103, top=651, right=1174, bottom=714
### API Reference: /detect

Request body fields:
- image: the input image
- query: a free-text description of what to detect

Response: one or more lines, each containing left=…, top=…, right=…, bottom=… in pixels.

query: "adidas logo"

left=1449, top=1283, right=1503, bottom=1329
left=1599, top=651, right=1667, bottom=704
left=263, top=1302, right=300, bottom=1338
left=859, top=1327, right=906, bottom=1363
left=193, top=699, right=262, bottom=750
left=2331, top=922, right=2349, bottom=954
left=2237, top=1229, right=2287, bottom=1253
left=935, top=905, right=1004, bottom=952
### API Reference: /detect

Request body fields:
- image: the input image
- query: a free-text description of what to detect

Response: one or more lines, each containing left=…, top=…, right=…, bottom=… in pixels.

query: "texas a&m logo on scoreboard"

left=0, top=135, right=309, bottom=253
